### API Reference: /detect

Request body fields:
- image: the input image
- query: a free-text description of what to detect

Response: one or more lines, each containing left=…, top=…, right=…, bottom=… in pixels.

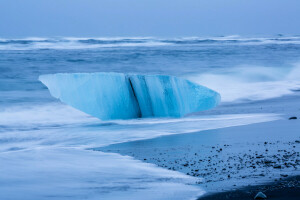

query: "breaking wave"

left=1, top=35, right=300, bottom=50
left=187, top=63, right=300, bottom=102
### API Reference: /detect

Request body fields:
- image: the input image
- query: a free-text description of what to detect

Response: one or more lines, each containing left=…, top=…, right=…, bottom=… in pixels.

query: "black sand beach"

left=199, top=175, right=300, bottom=200
left=98, top=117, right=300, bottom=197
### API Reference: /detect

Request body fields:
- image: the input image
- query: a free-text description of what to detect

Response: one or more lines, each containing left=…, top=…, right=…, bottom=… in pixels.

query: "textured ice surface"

left=39, top=73, right=140, bottom=120
left=129, top=74, right=220, bottom=117
left=39, top=73, right=220, bottom=120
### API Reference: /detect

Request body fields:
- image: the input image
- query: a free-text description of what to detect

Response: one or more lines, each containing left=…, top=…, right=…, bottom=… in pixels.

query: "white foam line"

left=111, top=113, right=280, bottom=125
left=1, top=36, right=300, bottom=50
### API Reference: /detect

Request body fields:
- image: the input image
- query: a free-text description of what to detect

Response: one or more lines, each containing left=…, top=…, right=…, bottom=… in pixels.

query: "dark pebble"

left=254, top=191, right=267, bottom=199
left=273, top=165, right=282, bottom=169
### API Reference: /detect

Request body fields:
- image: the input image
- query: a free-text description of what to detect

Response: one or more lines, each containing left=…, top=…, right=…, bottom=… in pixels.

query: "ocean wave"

left=187, top=63, right=300, bottom=102
left=1, top=35, right=300, bottom=50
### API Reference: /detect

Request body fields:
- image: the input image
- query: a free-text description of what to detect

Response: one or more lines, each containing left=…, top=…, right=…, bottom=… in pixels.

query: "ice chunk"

left=39, top=73, right=220, bottom=120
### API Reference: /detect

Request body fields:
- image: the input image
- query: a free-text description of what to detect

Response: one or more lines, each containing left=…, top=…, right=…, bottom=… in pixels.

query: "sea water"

left=1, top=35, right=300, bottom=199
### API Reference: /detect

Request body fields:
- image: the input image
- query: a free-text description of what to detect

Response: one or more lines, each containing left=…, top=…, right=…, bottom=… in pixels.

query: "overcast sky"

left=1, top=0, right=299, bottom=37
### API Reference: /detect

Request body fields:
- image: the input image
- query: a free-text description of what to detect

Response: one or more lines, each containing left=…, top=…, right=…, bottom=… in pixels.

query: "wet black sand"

left=97, top=119, right=300, bottom=192
left=199, top=175, right=300, bottom=200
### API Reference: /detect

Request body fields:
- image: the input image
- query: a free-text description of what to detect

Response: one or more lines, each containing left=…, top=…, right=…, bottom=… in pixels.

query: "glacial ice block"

left=39, top=73, right=220, bottom=120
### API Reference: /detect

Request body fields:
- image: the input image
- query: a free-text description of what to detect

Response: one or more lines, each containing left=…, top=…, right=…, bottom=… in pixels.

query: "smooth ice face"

left=129, top=75, right=220, bottom=117
left=39, top=73, right=220, bottom=120
left=39, top=73, right=141, bottom=120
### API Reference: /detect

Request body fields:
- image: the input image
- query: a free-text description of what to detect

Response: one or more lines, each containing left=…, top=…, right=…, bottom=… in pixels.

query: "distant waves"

left=1, top=35, right=300, bottom=50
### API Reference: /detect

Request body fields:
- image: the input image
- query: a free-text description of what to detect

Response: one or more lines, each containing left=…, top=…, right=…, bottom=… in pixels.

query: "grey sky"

left=0, top=0, right=299, bottom=37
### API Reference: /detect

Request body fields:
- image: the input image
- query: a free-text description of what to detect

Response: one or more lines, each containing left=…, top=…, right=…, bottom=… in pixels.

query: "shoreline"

left=198, top=175, right=300, bottom=200
left=98, top=119, right=300, bottom=192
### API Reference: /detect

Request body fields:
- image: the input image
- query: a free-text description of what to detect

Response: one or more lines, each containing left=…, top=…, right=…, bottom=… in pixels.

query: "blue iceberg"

left=39, top=73, right=220, bottom=120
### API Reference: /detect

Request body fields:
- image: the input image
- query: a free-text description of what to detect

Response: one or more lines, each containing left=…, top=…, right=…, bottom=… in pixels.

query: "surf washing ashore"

left=0, top=36, right=300, bottom=199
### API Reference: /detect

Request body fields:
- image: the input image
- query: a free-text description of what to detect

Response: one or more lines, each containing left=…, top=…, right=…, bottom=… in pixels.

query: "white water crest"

left=1, top=35, right=300, bottom=50
left=188, top=63, right=300, bottom=102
